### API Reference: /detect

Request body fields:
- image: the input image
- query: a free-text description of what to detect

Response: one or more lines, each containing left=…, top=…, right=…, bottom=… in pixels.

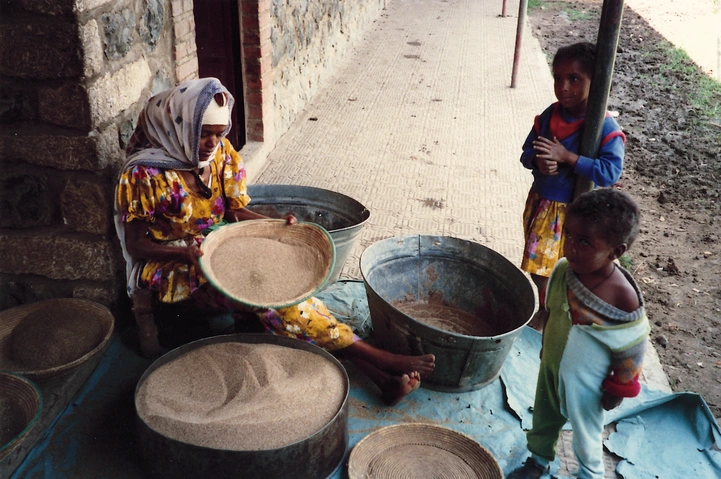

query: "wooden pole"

left=573, top=0, right=625, bottom=198
left=510, top=0, right=529, bottom=88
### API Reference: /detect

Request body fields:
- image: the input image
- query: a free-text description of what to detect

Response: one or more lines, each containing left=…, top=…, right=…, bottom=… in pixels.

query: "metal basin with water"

left=135, top=334, right=349, bottom=479
left=247, top=184, right=370, bottom=285
left=360, top=235, right=535, bottom=392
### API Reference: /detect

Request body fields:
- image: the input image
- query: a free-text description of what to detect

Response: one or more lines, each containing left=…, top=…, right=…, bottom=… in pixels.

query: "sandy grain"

left=136, top=342, right=346, bottom=451
left=209, top=237, right=325, bottom=305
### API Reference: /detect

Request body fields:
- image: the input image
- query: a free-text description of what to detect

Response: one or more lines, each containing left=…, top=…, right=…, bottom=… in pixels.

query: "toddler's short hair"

left=567, top=188, right=640, bottom=247
left=553, top=42, right=596, bottom=77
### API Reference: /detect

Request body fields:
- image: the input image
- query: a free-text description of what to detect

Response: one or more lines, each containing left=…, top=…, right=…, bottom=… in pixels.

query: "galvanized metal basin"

left=360, top=235, right=535, bottom=392
left=247, top=184, right=370, bottom=285
left=135, top=334, right=349, bottom=479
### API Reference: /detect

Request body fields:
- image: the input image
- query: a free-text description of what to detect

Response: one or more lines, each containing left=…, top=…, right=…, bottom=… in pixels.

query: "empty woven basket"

left=0, top=299, right=115, bottom=382
left=348, top=423, right=503, bottom=479
left=200, top=219, right=335, bottom=309
left=0, top=372, right=42, bottom=462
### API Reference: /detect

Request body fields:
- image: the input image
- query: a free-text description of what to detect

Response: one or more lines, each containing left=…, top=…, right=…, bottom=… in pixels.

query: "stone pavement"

left=253, top=0, right=553, bottom=280
left=249, top=0, right=670, bottom=476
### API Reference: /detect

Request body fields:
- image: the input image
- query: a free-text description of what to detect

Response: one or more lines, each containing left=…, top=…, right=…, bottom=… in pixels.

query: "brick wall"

left=240, top=0, right=273, bottom=143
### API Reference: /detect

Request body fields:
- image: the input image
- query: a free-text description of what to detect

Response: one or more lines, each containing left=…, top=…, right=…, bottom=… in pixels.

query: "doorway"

left=193, top=0, right=246, bottom=150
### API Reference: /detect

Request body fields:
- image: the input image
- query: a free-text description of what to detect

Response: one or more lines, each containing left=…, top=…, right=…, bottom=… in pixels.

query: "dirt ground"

left=527, top=0, right=721, bottom=419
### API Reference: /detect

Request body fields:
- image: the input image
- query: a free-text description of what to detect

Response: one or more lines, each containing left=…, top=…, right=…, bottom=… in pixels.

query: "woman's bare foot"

left=340, top=341, right=436, bottom=379
left=386, top=353, right=436, bottom=379
left=381, top=371, right=421, bottom=406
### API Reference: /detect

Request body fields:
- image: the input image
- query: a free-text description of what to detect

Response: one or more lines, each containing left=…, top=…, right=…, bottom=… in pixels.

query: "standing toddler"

left=509, top=188, right=650, bottom=479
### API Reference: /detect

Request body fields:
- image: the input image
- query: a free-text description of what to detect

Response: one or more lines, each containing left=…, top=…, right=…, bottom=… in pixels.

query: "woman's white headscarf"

left=122, top=77, right=234, bottom=172
left=115, top=78, right=235, bottom=295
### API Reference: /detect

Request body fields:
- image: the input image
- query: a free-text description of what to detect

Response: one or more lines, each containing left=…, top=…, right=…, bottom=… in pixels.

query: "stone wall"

left=0, top=0, right=180, bottom=312
left=268, top=0, right=385, bottom=143
left=0, top=0, right=385, bottom=316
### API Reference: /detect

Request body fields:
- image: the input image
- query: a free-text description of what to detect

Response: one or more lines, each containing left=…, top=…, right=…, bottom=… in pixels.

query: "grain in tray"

left=136, top=342, right=346, bottom=451
left=209, top=236, right=324, bottom=305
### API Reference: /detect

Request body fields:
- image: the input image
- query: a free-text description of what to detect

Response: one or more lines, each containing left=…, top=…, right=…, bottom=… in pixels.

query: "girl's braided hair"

left=567, top=188, right=641, bottom=247
left=553, top=42, right=596, bottom=77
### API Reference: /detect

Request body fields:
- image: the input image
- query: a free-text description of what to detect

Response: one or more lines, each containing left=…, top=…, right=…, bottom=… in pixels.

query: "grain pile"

left=393, top=302, right=497, bottom=337
left=8, top=305, right=105, bottom=370
left=208, top=237, right=325, bottom=305
left=0, top=397, right=25, bottom=446
left=136, top=342, right=346, bottom=451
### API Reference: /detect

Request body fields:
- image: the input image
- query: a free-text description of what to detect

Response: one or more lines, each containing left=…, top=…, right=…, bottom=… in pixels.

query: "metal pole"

left=510, top=0, right=528, bottom=88
left=502, top=0, right=508, bottom=17
left=573, top=0, right=625, bottom=198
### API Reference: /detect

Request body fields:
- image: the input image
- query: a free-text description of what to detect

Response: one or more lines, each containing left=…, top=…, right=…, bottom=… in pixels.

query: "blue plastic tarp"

left=12, top=281, right=721, bottom=478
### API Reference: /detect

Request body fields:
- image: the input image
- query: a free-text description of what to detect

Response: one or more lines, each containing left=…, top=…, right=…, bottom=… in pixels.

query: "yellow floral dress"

left=258, top=297, right=358, bottom=351
left=117, top=139, right=250, bottom=303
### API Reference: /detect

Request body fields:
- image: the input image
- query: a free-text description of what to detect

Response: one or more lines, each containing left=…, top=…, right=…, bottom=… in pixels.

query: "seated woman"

left=114, top=78, right=434, bottom=405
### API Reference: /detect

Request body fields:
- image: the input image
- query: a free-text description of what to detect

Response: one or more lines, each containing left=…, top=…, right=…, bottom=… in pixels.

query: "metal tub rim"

left=247, top=184, right=371, bottom=234
left=360, top=234, right=535, bottom=338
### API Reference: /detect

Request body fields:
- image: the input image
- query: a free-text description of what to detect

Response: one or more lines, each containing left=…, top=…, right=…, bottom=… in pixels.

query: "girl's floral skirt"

left=521, top=189, right=567, bottom=278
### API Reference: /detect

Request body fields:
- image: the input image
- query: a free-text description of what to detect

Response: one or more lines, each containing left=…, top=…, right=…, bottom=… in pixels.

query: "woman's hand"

left=183, top=244, right=203, bottom=273
left=125, top=220, right=203, bottom=268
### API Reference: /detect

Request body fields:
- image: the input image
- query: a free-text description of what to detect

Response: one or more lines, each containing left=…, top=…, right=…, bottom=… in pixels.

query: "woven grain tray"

left=0, top=372, right=42, bottom=462
left=200, top=219, right=335, bottom=309
left=348, top=423, right=503, bottom=479
left=0, top=299, right=115, bottom=382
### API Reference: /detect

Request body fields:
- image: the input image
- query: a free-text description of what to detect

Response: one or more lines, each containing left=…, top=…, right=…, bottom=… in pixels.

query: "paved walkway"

left=251, top=1, right=670, bottom=475
left=254, top=0, right=553, bottom=280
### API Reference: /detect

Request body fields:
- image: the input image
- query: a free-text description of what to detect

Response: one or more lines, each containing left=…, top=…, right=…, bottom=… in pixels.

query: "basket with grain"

left=200, top=219, right=335, bottom=309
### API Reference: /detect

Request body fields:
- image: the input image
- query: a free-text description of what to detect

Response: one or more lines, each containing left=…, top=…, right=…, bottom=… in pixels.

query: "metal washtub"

left=246, top=184, right=370, bottom=285
left=360, top=235, right=535, bottom=392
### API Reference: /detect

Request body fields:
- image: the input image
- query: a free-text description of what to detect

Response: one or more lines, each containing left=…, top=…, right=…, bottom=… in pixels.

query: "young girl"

left=519, top=42, right=626, bottom=329
left=508, top=188, right=650, bottom=479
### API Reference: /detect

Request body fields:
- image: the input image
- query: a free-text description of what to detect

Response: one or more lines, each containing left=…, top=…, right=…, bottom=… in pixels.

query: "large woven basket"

left=200, top=219, right=335, bottom=309
left=0, top=372, right=42, bottom=462
left=348, top=423, right=503, bottom=479
left=0, top=299, right=115, bottom=382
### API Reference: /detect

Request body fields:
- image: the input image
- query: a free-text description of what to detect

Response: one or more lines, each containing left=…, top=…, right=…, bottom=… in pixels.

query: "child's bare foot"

left=382, top=371, right=421, bottom=406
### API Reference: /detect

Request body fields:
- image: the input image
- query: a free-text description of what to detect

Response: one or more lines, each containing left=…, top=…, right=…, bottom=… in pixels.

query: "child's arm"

left=522, top=130, right=560, bottom=176
left=573, top=117, right=626, bottom=186
left=572, top=133, right=625, bottom=187
left=533, top=132, right=624, bottom=185
left=520, top=126, right=541, bottom=170
left=601, top=340, right=647, bottom=410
